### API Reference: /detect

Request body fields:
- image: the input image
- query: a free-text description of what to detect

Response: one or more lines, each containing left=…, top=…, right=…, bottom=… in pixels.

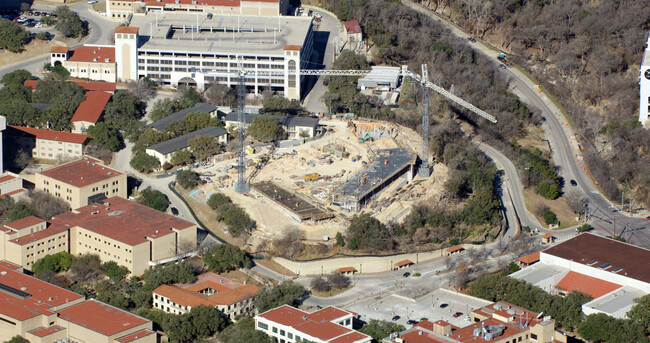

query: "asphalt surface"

left=0, top=1, right=118, bottom=77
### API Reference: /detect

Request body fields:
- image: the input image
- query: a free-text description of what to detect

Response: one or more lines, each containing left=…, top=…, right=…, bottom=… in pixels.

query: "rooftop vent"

left=612, top=267, right=623, bottom=273
left=48, top=297, right=53, bottom=301
left=93, top=58, right=97, bottom=62
left=598, top=263, right=611, bottom=270
left=587, top=260, right=598, bottom=266
left=93, top=50, right=96, bottom=53
left=108, top=172, right=113, bottom=175
left=302, top=315, right=307, bottom=321
left=0, top=271, right=6, bottom=276
left=105, top=58, right=110, bottom=62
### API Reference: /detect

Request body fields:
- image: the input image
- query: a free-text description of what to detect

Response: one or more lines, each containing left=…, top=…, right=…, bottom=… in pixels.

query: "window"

left=280, top=330, right=285, bottom=336
left=287, top=333, right=293, bottom=339
left=257, top=322, right=268, bottom=330
left=176, top=60, right=187, bottom=65
left=530, top=333, right=537, bottom=341
left=272, top=327, right=277, bottom=333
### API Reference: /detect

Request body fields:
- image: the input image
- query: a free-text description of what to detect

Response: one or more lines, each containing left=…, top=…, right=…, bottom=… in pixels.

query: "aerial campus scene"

left=0, top=0, right=649, bottom=342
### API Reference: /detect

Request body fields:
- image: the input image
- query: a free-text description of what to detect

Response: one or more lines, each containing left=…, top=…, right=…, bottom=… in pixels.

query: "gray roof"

left=224, top=112, right=319, bottom=129
left=149, top=102, right=217, bottom=131
left=147, top=126, right=226, bottom=155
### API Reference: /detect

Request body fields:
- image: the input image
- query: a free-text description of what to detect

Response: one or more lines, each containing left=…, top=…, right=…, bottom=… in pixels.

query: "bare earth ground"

left=92, top=1, right=107, bottom=12
left=0, top=40, right=50, bottom=68
left=523, top=188, right=578, bottom=230
left=218, top=269, right=263, bottom=286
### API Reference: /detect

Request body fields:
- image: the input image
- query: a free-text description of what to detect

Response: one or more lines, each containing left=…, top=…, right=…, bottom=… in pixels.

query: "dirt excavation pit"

left=189, top=119, right=449, bottom=247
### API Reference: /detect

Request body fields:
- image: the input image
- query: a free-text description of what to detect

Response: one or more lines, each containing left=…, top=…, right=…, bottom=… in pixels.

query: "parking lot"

left=1, top=9, right=57, bottom=40
left=347, top=288, right=491, bottom=329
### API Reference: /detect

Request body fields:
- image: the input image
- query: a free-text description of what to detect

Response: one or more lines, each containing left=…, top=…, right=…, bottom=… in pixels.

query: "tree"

left=69, top=254, right=103, bottom=284
left=578, top=313, right=648, bottom=343
left=203, top=244, right=253, bottom=273
left=54, top=6, right=87, bottom=38
left=171, top=149, right=193, bottom=166
left=206, top=193, right=256, bottom=238
left=537, top=180, right=559, bottom=200
left=0, top=101, right=41, bottom=126
left=254, top=281, right=306, bottom=312
left=218, top=316, right=273, bottom=343
left=102, top=261, right=130, bottom=281
left=1, top=69, right=33, bottom=85
left=87, top=122, right=123, bottom=151
left=346, top=214, right=394, bottom=251
left=44, top=62, right=70, bottom=79
left=576, top=224, right=591, bottom=233
left=103, top=90, right=145, bottom=129
left=310, top=276, right=330, bottom=292
left=0, top=83, right=32, bottom=103
left=130, top=152, right=161, bottom=173
left=262, top=95, right=304, bottom=116
left=335, top=231, right=345, bottom=247
left=247, top=115, right=285, bottom=142
left=4, top=336, right=30, bottom=343
left=205, top=82, right=236, bottom=107
left=138, top=188, right=170, bottom=212
left=32, top=252, right=72, bottom=274
left=127, top=78, right=156, bottom=101
left=327, top=273, right=350, bottom=289
left=627, top=294, right=650, bottom=332
left=8, top=200, right=34, bottom=222
left=176, top=170, right=200, bottom=189
left=182, top=87, right=202, bottom=106
left=359, top=320, right=405, bottom=342
left=29, top=191, right=70, bottom=220
left=0, top=19, right=30, bottom=52
left=188, top=135, right=221, bottom=160
left=543, top=208, right=558, bottom=225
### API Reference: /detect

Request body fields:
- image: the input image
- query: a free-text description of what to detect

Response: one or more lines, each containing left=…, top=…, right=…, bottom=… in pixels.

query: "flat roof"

left=147, top=126, right=227, bottom=155
left=583, top=286, right=646, bottom=319
left=57, top=299, right=150, bottom=337
left=39, top=156, right=123, bottom=188
left=510, top=263, right=568, bottom=286
left=6, top=125, right=88, bottom=144
left=130, top=12, right=312, bottom=55
left=149, top=102, right=217, bottom=131
left=0, top=264, right=83, bottom=321
left=336, top=148, right=416, bottom=200
left=542, top=233, right=650, bottom=284
left=71, top=91, right=112, bottom=124
left=358, top=66, right=400, bottom=84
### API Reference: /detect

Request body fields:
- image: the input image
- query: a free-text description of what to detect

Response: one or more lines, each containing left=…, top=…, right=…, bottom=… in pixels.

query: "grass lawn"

left=311, top=285, right=353, bottom=298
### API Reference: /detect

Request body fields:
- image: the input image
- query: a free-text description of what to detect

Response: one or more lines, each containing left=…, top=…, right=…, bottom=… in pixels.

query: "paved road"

left=0, top=2, right=118, bottom=77
left=401, top=0, right=646, bottom=245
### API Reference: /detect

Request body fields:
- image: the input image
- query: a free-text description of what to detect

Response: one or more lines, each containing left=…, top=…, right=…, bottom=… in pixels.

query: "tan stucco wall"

left=64, top=61, right=116, bottom=82
left=34, top=138, right=84, bottom=160
left=35, top=172, right=126, bottom=210
left=58, top=317, right=152, bottom=343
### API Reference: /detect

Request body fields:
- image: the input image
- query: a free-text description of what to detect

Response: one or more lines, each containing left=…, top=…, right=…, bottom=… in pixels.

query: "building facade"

left=0, top=197, right=197, bottom=275
left=35, top=156, right=127, bottom=210
left=0, top=261, right=155, bottom=343
left=106, top=0, right=290, bottom=20
left=5, top=125, right=87, bottom=161
left=153, top=272, right=259, bottom=320
left=71, top=91, right=113, bottom=134
left=640, top=32, right=650, bottom=127
left=146, top=126, right=228, bottom=165
left=50, top=45, right=117, bottom=82
left=224, top=113, right=319, bottom=139
left=255, top=305, right=372, bottom=343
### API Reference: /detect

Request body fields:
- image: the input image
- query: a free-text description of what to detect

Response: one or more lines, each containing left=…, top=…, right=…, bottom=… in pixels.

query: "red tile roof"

left=542, top=232, right=650, bottom=284
left=57, top=299, right=150, bottom=336
left=343, top=21, right=361, bottom=34
left=398, top=329, right=448, bottom=343
left=23, top=80, right=38, bottom=89
left=144, top=0, right=240, bottom=5
left=284, top=45, right=302, bottom=51
left=0, top=260, right=22, bottom=270
left=67, top=46, right=116, bottom=63
left=516, top=251, right=540, bottom=265
left=117, top=329, right=156, bottom=342
left=541, top=233, right=554, bottom=239
left=50, top=45, right=69, bottom=53
left=28, top=325, right=66, bottom=337
left=71, top=91, right=111, bottom=123
left=337, top=267, right=357, bottom=273
left=0, top=174, right=16, bottom=183
left=6, top=125, right=88, bottom=144
left=114, top=26, right=139, bottom=34
left=5, top=216, right=44, bottom=230
left=8, top=222, right=68, bottom=246
left=329, top=331, right=370, bottom=343
left=39, top=156, right=122, bottom=188
left=306, top=306, right=351, bottom=323
left=555, top=271, right=622, bottom=299
left=0, top=264, right=83, bottom=320
left=395, top=259, right=413, bottom=267
left=73, top=81, right=117, bottom=92
left=446, top=245, right=464, bottom=253
left=153, top=272, right=259, bottom=307
left=0, top=188, right=27, bottom=199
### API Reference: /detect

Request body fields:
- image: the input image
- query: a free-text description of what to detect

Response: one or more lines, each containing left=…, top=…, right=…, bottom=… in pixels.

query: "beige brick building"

left=0, top=197, right=197, bottom=276
left=153, top=272, right=259, bottom=320
left=50, top=45, right=117, bottom=83
left=35, top=156, right=127, bottom=210
left=5, top=125, right=87, bottom=161
left=0, top=261, right=155, bottom=343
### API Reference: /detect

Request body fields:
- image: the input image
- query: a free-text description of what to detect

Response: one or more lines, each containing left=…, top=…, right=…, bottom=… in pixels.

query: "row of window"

left=69, top=68, right=112, bottom=74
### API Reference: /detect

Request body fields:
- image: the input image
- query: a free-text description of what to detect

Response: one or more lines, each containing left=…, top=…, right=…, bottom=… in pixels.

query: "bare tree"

left=127, top=78, right=155, bottom=102
left=272, top=227, right=305, bottom=259
left=30, top=190, right=70, bottom=220
left=327, top=272, right=350, bottom=289
left=565, top=190, right=588, bottom=214
left=310, top=276, right=330, bottom=292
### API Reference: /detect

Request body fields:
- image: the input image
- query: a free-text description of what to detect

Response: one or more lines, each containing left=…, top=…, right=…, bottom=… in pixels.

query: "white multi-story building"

left=53, top=12, right=314, bottom=100
left=512, top=233, right=650, bottom=319
left=640, top=31, right=650, bottom=127
left=106, top=0, right=290, bottom=20
left=255, top=305, right=372, bottom=343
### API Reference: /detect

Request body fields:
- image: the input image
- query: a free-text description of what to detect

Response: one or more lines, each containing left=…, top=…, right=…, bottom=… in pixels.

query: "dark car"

left=467, top=37, right=476, bottom=42
left=499, top=64, right=506, bottom=69
left=406, top=319, right=418, bottom=325
left=453, top=312, right=463, bottom=318
left=402, top=272, right=410, bottom=278
left=440, top=303, right=448, bottom=308
left=392, top=315, right=400, bottom=321
left=171, top=207, right=179, bottom=215
left=570, top=179, right=577, bottom=186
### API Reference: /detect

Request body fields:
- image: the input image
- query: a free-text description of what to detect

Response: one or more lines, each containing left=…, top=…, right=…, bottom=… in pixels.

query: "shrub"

left=176, top=170, right=199, bottom=189
left=130, top=152, right=160, bottom=173
left=138, top=188, right=170, bottom=212
left=543, top=208, right=558, bottom=225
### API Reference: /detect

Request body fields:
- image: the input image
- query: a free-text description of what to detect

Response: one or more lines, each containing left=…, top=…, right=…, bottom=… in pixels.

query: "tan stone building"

left=35, top=156, right=127, bottom=210
left=153, top=272, right=259, bottom=320
left=50, top=45, right=117, bottom=82
left=106, top=0, right=289, bottom=20
left=0, top=197, right=197, bottom=276
left=0, top=261, right=155, bottom=343
left=5, top=125, right=87, bottom=161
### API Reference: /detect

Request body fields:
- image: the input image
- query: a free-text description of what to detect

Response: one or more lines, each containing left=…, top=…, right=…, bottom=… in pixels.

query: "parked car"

left=402, top=272, right=410, bottom=278
left=570, top=179, right=577, bottom=186
left=499, top=64, right=506, bottom=69
left=467, top=37, right=476, bottom=42
left=171, top=207, right=179, bottom=215
left=453, top=312, right=463, bottom=318
left=392, top=315, right=400, bottom=321
left=439, top=303, right=448, bottom=308
left=406, top=320, right=418, bottom=325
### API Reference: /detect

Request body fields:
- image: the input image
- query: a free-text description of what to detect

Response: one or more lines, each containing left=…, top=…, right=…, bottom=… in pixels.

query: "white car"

left=88, top=0, right=98, bottom=4
left=35, top=22, right=43, bottom=28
